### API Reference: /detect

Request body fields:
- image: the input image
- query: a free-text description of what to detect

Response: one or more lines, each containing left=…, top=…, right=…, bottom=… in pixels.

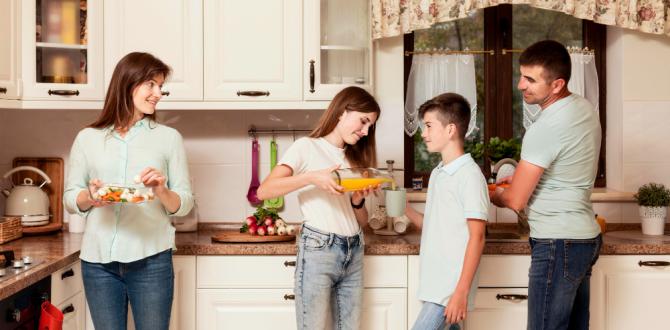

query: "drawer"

left=51, top=261, right=84, bottom=305
left=57, top=290, right=86, bottom=330
left=465, top=288, right=528, bottom=330
left=197, top=255, right=408, bottom=289
left=478, top=255, right=531, bottom=287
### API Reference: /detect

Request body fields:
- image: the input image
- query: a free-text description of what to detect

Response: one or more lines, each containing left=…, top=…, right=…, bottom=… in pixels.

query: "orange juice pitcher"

left=332, top=168, right=396, bottom=192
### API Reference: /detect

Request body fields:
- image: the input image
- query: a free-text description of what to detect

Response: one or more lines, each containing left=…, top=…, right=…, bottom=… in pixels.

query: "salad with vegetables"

left=94, top=184, right=155, bottom=204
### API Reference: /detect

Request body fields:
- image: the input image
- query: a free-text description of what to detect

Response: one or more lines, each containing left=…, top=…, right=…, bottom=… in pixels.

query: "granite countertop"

left=2, top=226, right=669, bottom=301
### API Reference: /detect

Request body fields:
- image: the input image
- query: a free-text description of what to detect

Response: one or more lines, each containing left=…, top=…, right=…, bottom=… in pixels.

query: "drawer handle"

left=161, top=91, right=170, bottom=96
left=0, top=87, right=7, bottom=94
left=237, top=90, right=270, bottom=97
left=638, top=261, right=670, bottom=267
left=61, top=269, right=75, bottom=280
left=48, top=89, right=80, bottom=96
left=283, top=294, right=295, bottom=300
left=308, top=60, right=315, bottom=93
left=61, top=304, right=75, bottom=315
left=284, top=260, right=296, bottom=267
left=496, top=294, right=528, bottom=301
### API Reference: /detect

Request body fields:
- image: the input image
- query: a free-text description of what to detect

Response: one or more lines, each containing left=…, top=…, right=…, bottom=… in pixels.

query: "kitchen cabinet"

left=104, top=0, right=202, bottom=101
left=51, top=261, right=85, bottom=330
left=203, top=0, right=301, bottom=102
left=0, top=0, right=20, bottom=99
left=58, top=291, right=86, bottom=330
left=303, top=0, right=373, bottom=100
left=589, top=255, right=670, bottom=330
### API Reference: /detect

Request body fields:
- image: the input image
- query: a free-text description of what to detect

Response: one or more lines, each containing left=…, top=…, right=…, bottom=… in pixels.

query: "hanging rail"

left=248, top=126, right=312, bottom=138
left=501, top=46, right=594, bottom=55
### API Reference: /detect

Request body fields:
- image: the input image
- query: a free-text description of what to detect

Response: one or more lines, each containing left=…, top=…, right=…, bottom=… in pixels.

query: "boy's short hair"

left=519, top=40, right=571, bottom=83
left=418, top=93, right=471, bottom=141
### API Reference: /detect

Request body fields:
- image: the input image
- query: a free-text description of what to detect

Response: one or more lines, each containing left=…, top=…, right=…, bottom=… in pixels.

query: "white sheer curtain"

left=523, top=51, right=599, bottom=129
left=404, top=54, right=478, bottom=137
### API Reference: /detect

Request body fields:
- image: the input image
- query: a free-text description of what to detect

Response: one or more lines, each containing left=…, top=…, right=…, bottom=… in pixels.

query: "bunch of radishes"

left=240, top=206, right=296, bottom=236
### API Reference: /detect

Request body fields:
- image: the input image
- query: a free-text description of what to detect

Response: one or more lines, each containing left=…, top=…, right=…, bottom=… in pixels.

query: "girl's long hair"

left=89, top=52, right=171, bottom=129
left=309, top=86, right=380, bottom=168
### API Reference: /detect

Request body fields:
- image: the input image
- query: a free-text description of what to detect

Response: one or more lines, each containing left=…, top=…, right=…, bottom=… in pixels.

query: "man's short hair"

left=519, top=40, right=571, bottom=83
left=418, top=93, right=471, bottom=141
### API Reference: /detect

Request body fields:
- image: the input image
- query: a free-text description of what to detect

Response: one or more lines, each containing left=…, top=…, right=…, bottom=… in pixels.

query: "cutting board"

left=212, top=230, right=296, bottom=243
left=11, top=157, right=64, bottom=234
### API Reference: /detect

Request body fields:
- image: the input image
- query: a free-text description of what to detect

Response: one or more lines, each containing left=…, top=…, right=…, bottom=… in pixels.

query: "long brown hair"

left=89, top=52, right=171, bottom=129
left=309, top=86, right=380, bottom=168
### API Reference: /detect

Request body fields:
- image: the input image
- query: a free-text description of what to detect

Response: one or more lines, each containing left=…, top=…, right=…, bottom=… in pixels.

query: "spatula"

left=264, top=139, right=284, bottom=209
left=246, top=139, right=262, bottom=205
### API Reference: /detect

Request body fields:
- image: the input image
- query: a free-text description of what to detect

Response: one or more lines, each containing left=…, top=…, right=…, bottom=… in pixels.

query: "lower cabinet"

left=58, top=290, right=86, bottom=330
left=51, top=261, right=85, bottom=330
left=463, top=288, right=528, bottom=330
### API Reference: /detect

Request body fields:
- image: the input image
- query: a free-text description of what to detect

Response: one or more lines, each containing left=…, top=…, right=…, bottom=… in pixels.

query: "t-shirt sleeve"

left=520, top=123, right=560, bottom=169
left=462, top=170, right=490, bottom=221
left=277, top=138, right=310, bottom=175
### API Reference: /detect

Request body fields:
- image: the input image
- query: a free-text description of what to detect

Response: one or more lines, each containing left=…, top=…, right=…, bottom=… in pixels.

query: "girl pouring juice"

left=257, top=86, right=381, bottom=329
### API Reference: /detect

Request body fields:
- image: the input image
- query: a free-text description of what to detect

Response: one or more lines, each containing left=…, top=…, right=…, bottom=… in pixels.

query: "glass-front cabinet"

left=304, top=0, right=373, bottom=101
left=21, top=0, right=103, bottom=100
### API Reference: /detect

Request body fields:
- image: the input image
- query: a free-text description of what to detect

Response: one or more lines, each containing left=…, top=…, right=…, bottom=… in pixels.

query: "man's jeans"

left=295, top=224, right=364, bottom=330
left=81, top=249, right=174, bottom=330
left=528, top=235, right=602, bottom=330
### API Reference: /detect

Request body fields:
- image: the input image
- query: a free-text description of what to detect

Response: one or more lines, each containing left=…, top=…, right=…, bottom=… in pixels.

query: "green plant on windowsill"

left=634, top=183, right=670, bottom=235
left=634, top=183, right=670, bottom=207
left=485, top=137, right=521, bottom=163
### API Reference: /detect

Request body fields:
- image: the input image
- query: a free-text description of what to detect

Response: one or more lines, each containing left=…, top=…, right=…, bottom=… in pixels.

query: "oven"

left=0, top=276, right=50, bottom=329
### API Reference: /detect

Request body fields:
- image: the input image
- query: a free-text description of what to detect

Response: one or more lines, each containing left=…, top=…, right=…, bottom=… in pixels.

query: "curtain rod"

left=405, top=47, right=595, bottom=57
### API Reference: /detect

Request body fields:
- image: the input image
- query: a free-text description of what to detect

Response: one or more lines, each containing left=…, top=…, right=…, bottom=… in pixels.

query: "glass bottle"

left=331, top=168, right=395, bottom=192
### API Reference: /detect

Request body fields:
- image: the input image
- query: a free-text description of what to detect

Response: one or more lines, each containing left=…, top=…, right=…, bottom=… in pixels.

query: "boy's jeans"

left=528, top=235, right=602, bottom=330
left=81, top=249, right=174, bottom=330
left=412, top=301, right=461, bottom=330
left=295, top=224, right=364, bottom=330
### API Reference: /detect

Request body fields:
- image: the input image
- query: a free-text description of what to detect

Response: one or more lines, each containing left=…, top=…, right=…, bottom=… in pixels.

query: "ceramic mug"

left=393, top=215, right=411, bottom=234
left=384, top=188, right=406, bottom=217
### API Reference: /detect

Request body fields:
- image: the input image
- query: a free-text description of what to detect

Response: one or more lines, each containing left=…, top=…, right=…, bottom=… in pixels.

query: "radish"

left=286, top=225, right=296, bottom=235
left=246, top=216, right=257, bottom=227
left=263, top=216, right=274, bottom=227
left=277, top=226, right=287, bottom=236
left=267, top=225, right=277, bottom=236
left=275, top=219, right=287, bottom=227
left=257, top=225, right=267, bottom=236
left=248, top=224, right=258, bottom=235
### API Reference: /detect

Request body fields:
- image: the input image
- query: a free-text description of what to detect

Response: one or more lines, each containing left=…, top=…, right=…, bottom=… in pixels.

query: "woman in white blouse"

left=63, top=52, right=194, bottom=330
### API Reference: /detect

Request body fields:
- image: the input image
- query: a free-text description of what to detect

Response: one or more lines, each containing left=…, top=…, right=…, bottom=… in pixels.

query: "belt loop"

left=327, top=233, right=335, bottom=246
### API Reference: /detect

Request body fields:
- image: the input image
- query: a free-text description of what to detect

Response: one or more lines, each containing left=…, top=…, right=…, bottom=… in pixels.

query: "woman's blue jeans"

left=528, top=235, right=602, bottom=330
left=295, top=224, right=365, bottom=330
left=81, top=249, right=174, bottom=330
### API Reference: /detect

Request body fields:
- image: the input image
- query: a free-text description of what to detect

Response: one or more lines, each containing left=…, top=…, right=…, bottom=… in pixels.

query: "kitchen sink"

left=486, top=231, right=528, bottom=243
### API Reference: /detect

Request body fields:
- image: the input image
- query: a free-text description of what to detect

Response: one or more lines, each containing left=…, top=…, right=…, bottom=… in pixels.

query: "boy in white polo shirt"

left=404, top=93, right=489, bottom=330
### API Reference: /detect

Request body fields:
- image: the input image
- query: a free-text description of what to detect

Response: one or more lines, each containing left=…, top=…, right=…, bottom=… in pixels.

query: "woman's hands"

left=76, top=178, right=110, bottom=211
left=309, top=165, right=344, bottom=195
left=137, top=167, right=168, bottom=194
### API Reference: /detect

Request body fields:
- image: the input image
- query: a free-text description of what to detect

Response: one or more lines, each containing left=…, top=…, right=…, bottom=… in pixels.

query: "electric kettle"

left=2, top=166, right=52, bottom=225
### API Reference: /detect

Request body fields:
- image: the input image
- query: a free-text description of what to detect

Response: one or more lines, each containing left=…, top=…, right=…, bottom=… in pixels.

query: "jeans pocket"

left=302, top=234, right=327, bottom=251
left=563, top=239, right=599, bottom=284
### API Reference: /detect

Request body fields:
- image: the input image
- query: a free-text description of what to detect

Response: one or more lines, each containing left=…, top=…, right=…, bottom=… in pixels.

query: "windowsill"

left=407, top=188, right=635, bottom=203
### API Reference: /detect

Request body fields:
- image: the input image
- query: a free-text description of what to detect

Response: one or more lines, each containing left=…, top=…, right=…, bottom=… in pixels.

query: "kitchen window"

left=403, top=4, right=607, bottom=188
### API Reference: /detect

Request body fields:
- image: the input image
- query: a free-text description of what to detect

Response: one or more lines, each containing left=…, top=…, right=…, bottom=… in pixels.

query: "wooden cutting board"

left=212, top=230, right=296, bottom=243
left=11, top=157, right=64, bottom=234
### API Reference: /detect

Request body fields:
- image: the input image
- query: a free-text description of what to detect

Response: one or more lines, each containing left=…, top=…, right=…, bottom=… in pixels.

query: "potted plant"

left=634, top=183, right=670, bottom=235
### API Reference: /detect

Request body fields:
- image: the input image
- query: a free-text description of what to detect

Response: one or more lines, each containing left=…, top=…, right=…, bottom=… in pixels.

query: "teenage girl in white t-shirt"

left=257, top=86, right=381, bottom=329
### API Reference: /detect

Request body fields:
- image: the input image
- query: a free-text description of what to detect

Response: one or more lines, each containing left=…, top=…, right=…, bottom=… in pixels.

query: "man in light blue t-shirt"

left=491, top=40, right=602, bottom=330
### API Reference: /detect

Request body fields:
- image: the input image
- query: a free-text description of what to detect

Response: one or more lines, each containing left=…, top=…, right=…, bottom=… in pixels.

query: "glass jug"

left=331, top=168, right=397, bottom=192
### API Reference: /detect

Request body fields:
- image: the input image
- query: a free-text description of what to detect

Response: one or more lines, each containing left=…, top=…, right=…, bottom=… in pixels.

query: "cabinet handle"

left=0, top=87, right=7, bottom=94
left=61, top=269, right=75, bottom=280
left=161, top=91, right=170, bottom=96
left=496, top=294, right=528, bottom=301
left=48, top=89, right=80, bottom=96
left=638, top=260, right=670, bottom=267
left=236, top=90, right=270, bottom=97
left=61, top=304, right=75, bottom=315
left=284, top=260, right=296, bottom=267
left=309, top=60, right=315, bottom=93
left=283, top=294, right=295, bottom=300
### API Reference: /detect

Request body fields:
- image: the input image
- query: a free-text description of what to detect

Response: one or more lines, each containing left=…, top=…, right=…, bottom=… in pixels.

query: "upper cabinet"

left=304, top=0, right=372, bottom=101
left=0, top=0, right=20, bottom=99
left=104, top=0, right=203, bottom=101
left=22, top=0, right=104, bottom=100
left=203, top=0, right=301, bottom=102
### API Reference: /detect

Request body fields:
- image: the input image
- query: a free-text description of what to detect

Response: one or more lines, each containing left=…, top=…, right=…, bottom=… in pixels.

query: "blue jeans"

left=81, top=249, right=174, bottom=330
left=528, top=235, right=602, bottom=330
left=412, top=301, right=461, bottom=330
left=295, top=224, right=364, bottom=330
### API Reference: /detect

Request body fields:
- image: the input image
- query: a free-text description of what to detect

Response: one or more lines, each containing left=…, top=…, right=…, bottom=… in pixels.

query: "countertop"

left=2, top=226, right=669, bottom=301
left=408, top=188, right=636, bottom=203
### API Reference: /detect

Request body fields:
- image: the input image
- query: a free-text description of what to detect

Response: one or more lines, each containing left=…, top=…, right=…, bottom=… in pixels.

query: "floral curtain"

left=372, top=0, right=670, bottom=39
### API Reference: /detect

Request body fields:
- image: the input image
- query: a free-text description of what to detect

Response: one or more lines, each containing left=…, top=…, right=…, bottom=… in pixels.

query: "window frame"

left=403, top=5, right=607, bottom=188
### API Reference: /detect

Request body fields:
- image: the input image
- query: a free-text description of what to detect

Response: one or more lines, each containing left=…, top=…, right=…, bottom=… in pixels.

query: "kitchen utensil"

left=11, top=157, right=64, bottom=234
left=211, top=230, right=296, bottom=243
left=264, top=139, right=283, bottom=209
left=2, top=166, right=51, bottom=225
left=246, top=139, right=262, bottom=205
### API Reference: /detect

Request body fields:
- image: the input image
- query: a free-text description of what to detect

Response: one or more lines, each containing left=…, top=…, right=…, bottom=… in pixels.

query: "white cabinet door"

left=20, top=0, right=104, bottom=100
left=170, top=256, right=196, bottom=330
left=203, top=0, right=301, bottom=101
left=104, top=0, right=203, bottom=101
left=463, top=288, right=528, bottom=330
left=0, top=0, right=20, bottom=99
left=591, top=255, right=670, bottom=330
left=361, top=288, right=407, bottom=330
left=59, top=291, right=86, bottom=330
left=197, top=288, right=297, bottom=330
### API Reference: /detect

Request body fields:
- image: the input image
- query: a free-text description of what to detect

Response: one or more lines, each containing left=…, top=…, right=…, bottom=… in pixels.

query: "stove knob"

left=11, top=308, right=20, bottom=322
left=12, top=260, right=24, bottom=268
left=22, top=256, right=33, bottom=264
